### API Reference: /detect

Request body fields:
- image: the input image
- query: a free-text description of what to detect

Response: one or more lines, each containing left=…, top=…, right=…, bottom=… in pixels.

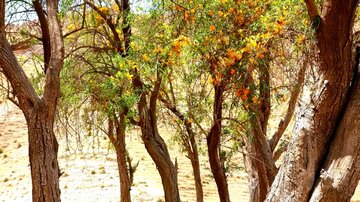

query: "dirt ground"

left=0, top=101, right=359, bottom=202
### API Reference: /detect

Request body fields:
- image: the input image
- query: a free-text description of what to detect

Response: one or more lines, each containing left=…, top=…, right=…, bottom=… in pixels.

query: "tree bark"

left=243, top=137, right=271, bottom=202
left=308, top=47, right=360, bottom=202
left=187, top=133, right=204, bottom=202
left=27, top=104, right=61, bottom=202
left=108, top=113, right=132, bottom=202
left=266, top=0, right=358, bottom=201
left=207, top=83, right=230, bottom=202
left=133, top=70, right=180, bottom=202
left=0, top=1, right=63, bottom=201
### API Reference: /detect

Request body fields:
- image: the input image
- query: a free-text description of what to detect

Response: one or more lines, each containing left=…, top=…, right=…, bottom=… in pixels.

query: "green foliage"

left=54, top=0, right=312, bottom=177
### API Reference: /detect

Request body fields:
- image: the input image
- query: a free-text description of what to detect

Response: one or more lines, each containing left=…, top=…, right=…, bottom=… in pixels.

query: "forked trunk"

left=140, top=108, right=180, bottom=202
left=26, top=104, right=60, bottom=202
left=207, top=83, right=230, bottom=202
left=308, top=47, right=360, bottom=202
left=266, top=1, right=358, bottom=201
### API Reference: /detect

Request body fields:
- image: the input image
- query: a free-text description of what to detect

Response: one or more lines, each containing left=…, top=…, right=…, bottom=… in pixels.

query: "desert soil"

left=0, top=101, right=359, bottom=202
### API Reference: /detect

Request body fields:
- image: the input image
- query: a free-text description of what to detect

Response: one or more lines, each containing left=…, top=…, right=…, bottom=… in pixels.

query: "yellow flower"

left=249, top=39, right=257, bottom=48
left=98, top=7, right=110, bottom=15
left=126, top=72, right=133, bottom=80
left=142, top=54, right=150, bottom=62
left=296, top=34, right=305, bottom=45
left=218, top=11, right=224, bottom=17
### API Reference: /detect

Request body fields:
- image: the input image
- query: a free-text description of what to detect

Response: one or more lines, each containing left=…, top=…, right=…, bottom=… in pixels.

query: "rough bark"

left=309, top=47, right=360, bottom=202
left=27, top=104, right=61, bottom=202
left=0, top=1, right=63, bottom=201
left=207, top=82, right=230, bottom=202
left=132, top=70, right=180, bottom=202
left=266, top=0, right=358, bottom=201
left=108, top=113, right=132, bottom=202
left=33, top=0, right=51, bottom=74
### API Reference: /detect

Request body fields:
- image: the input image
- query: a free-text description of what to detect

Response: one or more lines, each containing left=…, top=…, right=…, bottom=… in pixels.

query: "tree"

left=163, top=1, right=307, bottom=201
left=0, top=0, right=64, bottom=201
left=59, top=1, right=135, bottom=201
left=267, top=0, right=359, bottom=201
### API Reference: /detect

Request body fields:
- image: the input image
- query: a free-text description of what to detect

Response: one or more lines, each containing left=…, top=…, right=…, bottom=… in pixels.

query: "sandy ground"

left=0, top=101, right=359, bottom=202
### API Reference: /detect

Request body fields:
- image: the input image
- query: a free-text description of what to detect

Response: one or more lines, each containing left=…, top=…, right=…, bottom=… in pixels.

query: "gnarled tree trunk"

left=133, top=70, right=180, bottom=202
left=266, top=0, right=358, bottom=201
left=0, top=0, right=63, bottom=201
left=207, top=82, right=230, bottom=202
left=309, top=47, right=360, bottom=202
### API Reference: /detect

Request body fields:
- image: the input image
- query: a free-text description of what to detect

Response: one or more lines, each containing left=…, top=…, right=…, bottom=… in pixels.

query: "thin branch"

left=269, top=60, right=307, bottom=151
left=63, top=3, right=86, bottom=38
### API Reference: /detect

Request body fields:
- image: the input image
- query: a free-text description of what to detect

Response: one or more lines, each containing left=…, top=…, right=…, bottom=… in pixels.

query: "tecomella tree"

left=0, top=0, right=64, bottom=201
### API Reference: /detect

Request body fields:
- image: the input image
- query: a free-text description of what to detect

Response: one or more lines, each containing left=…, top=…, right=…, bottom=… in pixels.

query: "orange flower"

left=229, top=8, right=235, bottom=14
left=230, top=69, right=236, bottom=75
left=210, top=25, right=216, bottom=31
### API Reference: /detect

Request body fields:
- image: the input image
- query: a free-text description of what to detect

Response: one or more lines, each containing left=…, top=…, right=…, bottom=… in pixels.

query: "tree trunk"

left=26, top=103, right=60, bottom=202
left=158, top=95, right=204, bottom=202
left=1, top=1, right=63, bottom=201
left=266, top=0, right=358, bottom=201
left=116, top=151, right=131, bottom=202
left=243, top=137, right=270, bottom=202
left=140, top=107, right=180, bottom=202
left=114, top=113, right=131, bottom=202
left=188, top=139, right=204, bottom=202
left=207, top=83, right=230, bottom=202
left=308, top=47, right=360, bottom=202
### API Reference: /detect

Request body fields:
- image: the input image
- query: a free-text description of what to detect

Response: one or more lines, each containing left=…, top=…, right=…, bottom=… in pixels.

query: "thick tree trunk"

left=266, top=1, right=358, bottom=201
left=1, top=1, right=63, bottom=201
left=207, top=83, right=230, bottom=202
left=308, top=47, right=360, bottom=202
left=26, top=103, right=60, bottom=202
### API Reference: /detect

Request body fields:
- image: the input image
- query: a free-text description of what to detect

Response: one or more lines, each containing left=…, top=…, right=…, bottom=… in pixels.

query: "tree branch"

left=304, top=0, right=319, bottom=21
left=33, top=0, right=51, bottom=74
left=269, top=60, right=307, bottom=151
